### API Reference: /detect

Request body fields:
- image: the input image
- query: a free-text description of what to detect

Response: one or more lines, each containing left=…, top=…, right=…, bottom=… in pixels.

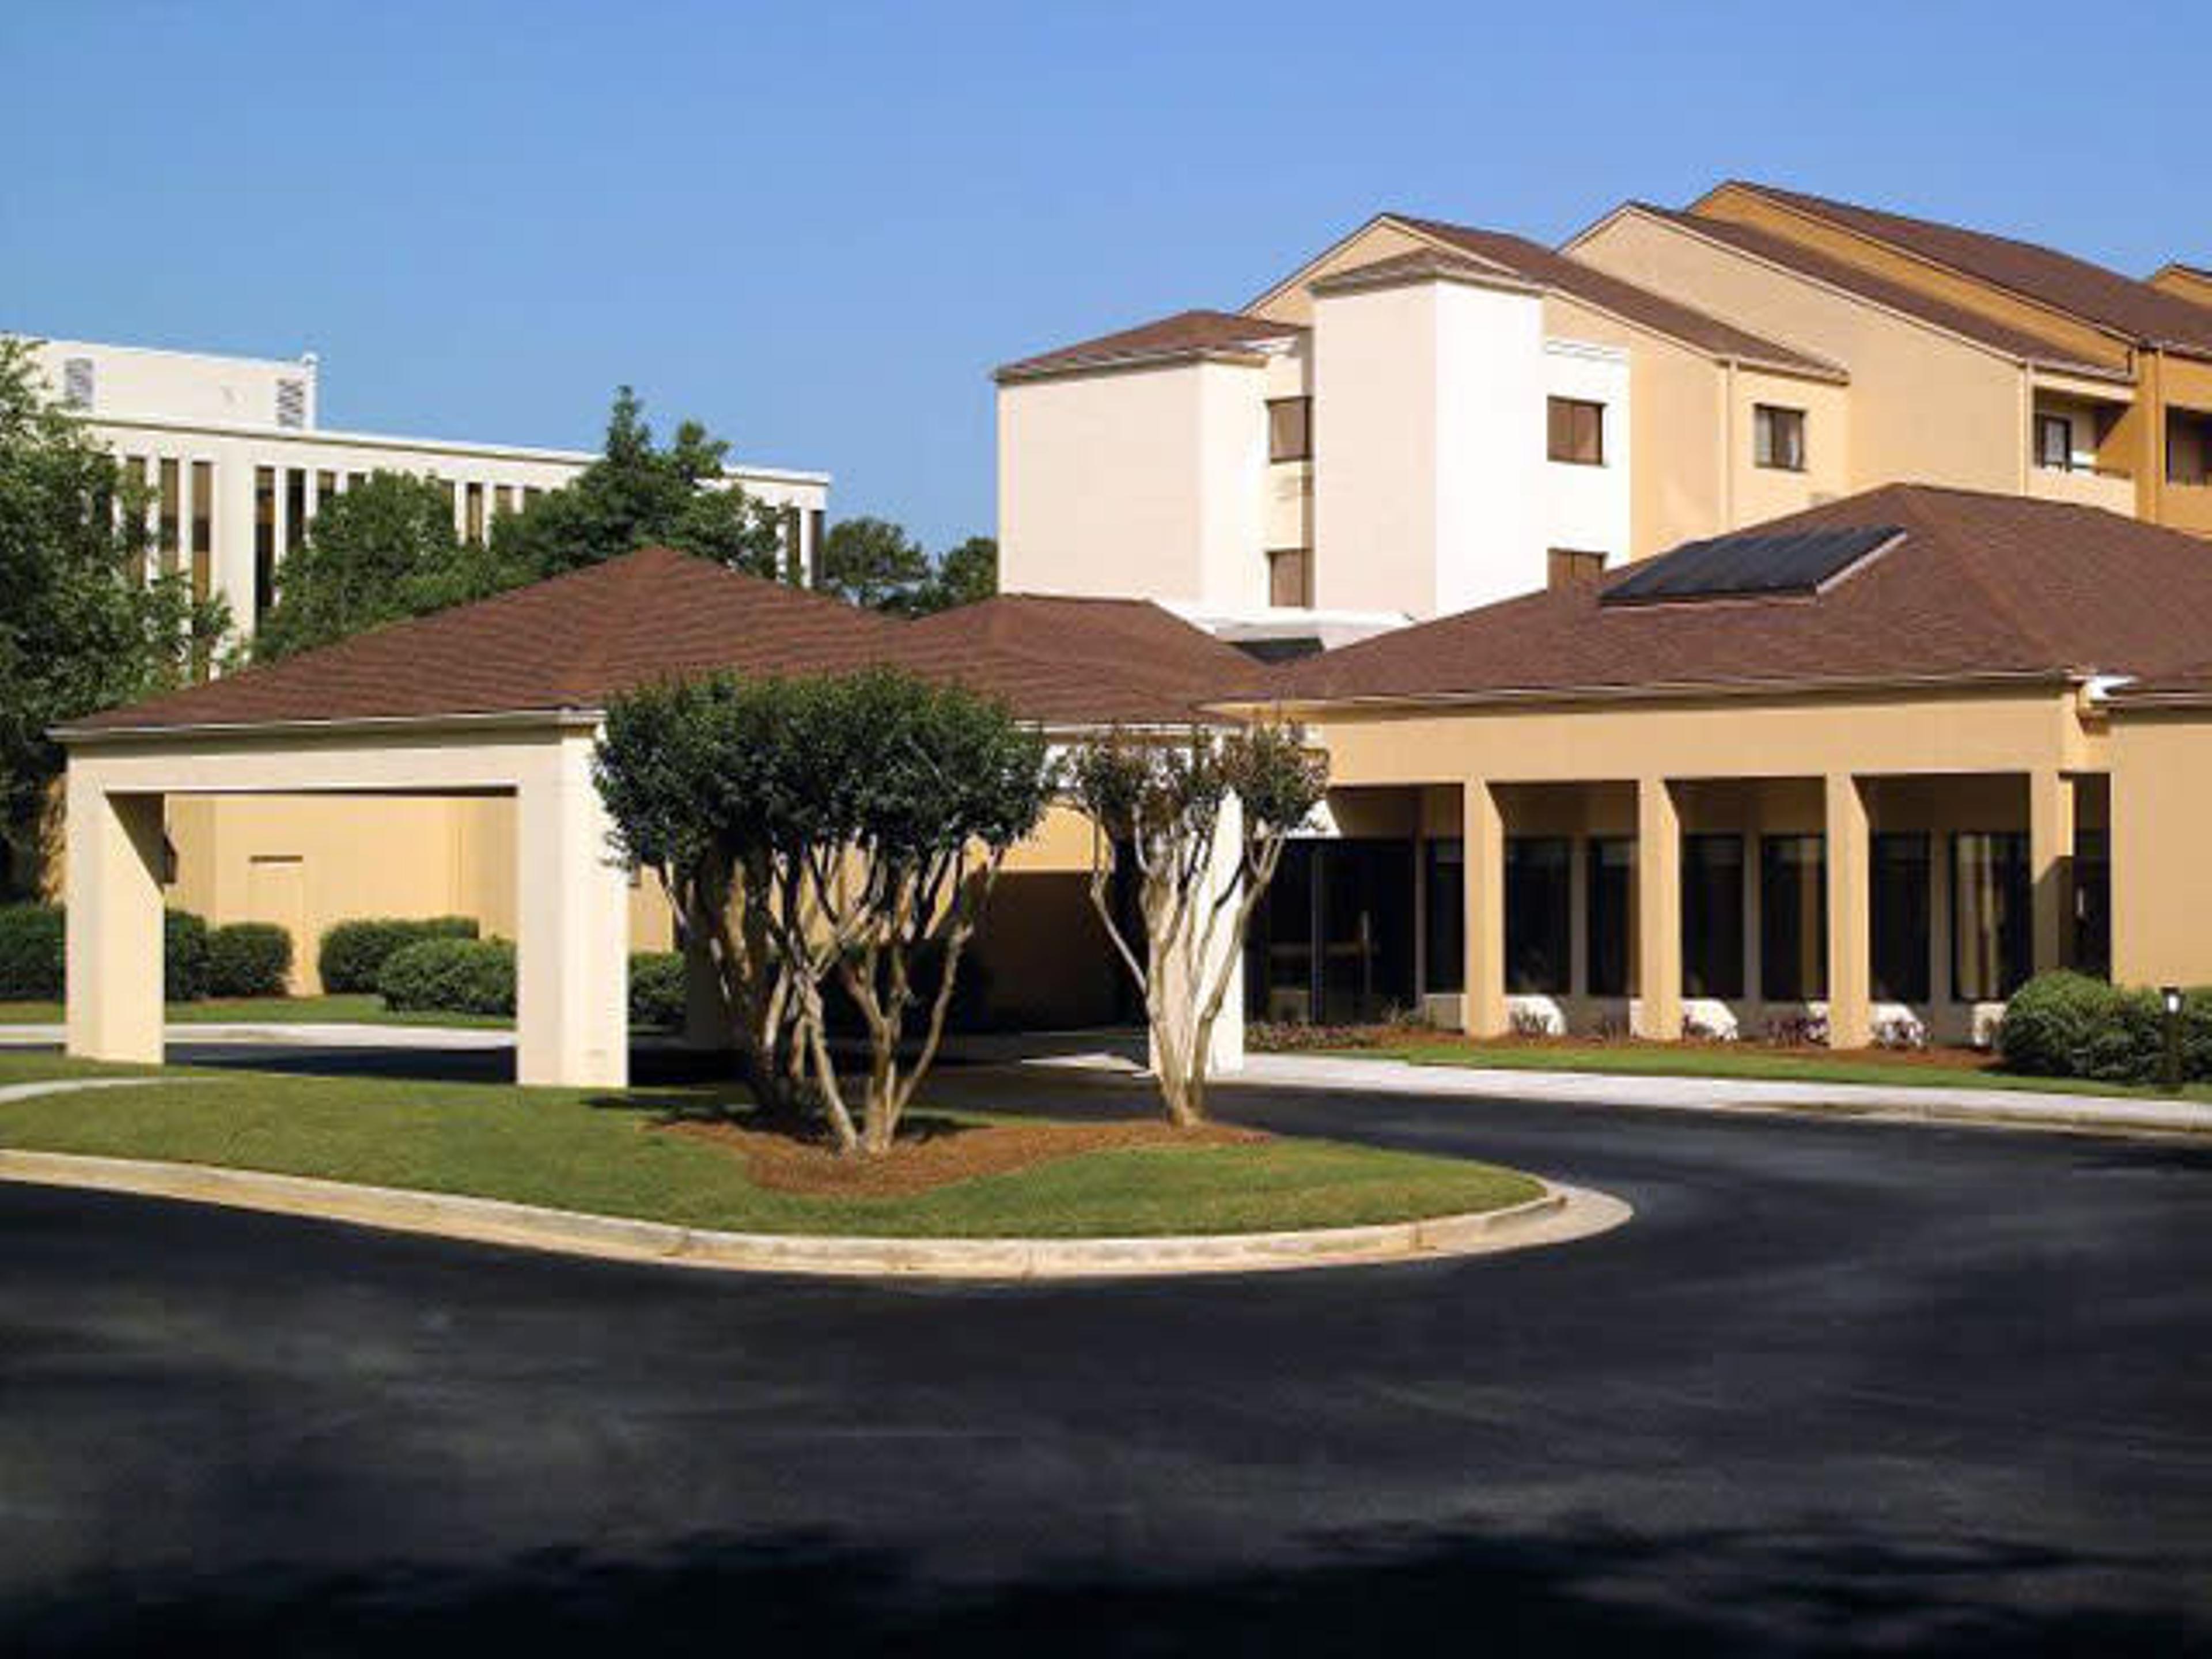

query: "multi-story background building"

left=997, top=183, right=2212, bottom=645
left=21, top=336, right=831, bottom=640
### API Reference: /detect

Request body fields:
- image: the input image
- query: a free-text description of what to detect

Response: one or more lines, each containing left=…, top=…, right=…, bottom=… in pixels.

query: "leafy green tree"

left=1066, top=725, right=1328, bottom=1126
left=0, top=339, right=230, bottom=898
left=913, top=534, right=998, bottom=615
left=255, top=472, right=527, bottom=661
left=815, top=515, right=932, bottom=613
left=595, top=668, right=1053, bottom=1155
left=493, top=387, right=787, bottom=581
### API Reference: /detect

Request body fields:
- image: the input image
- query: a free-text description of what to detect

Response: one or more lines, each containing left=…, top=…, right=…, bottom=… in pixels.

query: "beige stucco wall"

left=1246, top=221, right=1433, bottom=327
left=998, top=358, right=1270, bottom=612
left=1571, top=210, right=2037, bottom=504
left=2111, top=708, right=2212, bottom=987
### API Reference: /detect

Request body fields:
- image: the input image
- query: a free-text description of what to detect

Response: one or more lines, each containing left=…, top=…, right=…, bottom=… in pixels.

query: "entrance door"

left=245, top=855, right=307, bottom=994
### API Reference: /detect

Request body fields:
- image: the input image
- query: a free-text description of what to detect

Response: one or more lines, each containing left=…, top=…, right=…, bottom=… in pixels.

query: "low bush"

left=164, top=910, right=210, bottom=1002
left=630, top=951, right=686, bottom=1031
left=321, top=915, right=479, bottom=994
left=0, top=904, right=65, bottom=999
left=378, top=937, right=515, bottom=1018
left=0, top=905, right=210, bottom=1002
left=1999, top=970, right=2211, bottom=1086
left=207, top=922, right=293, bottom=998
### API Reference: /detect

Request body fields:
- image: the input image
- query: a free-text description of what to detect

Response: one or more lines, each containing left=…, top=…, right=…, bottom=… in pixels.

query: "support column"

left=64, top=774, right=166, bottom=1065
left=1825, top=772, right=1872, bottom=1050
left=1634, top=779, right=1681, bottom=1040
left=516, top=732, right=631, bottom=1088
left=1463, top=779, right=1506, bottom=1037
left=2029, top=770, right=2075, bottom=976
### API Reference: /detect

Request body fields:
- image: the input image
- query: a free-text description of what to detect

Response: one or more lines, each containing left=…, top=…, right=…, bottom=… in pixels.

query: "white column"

left=515, top=730, right=631, bottom=1088
left=1825, top=772, right=1872, bottom=1049
left=1462, top=778, right=1507, bottom=1037
left=64, top=770, right=166, bottom=1065
left=1634, top=778, right=1683, bottom=1039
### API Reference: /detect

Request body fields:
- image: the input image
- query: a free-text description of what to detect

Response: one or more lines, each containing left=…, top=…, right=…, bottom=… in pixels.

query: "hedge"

left=378, top=936, right=515, bottom=1017
left=207, top=922, right=293, bottom=998
left=321, top=915, right=479, bottom=994
left=1997, top=970, right=2212, bottom=1086
left=163, top=910, right=211, bottom=1003
left=0, top=904, right=66, bottom=999
left=630, top=951, right=685, bottom=1031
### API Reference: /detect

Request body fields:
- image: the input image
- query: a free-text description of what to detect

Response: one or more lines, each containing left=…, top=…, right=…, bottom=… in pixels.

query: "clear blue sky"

left=5, top=1, right=2203, bottom=552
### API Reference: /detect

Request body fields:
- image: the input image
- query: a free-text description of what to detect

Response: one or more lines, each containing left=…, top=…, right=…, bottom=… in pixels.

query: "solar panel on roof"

left=1600, top=525, right=1904, bottom=607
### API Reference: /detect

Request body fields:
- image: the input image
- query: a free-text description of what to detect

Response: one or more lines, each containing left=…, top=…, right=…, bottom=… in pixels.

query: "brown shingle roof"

left=1392, top=215, right=1845, bottom=379
left=67, top=550, right=1257, bottom=737
left=995, top=309, right=1304, bottom=382
left=1266, top=486, right=2212, bottom=707
left=1716, top=182, right=2212, bottom=357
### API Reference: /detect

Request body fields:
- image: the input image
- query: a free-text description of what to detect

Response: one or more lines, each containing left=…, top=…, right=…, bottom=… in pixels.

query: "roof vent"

left=1601, top=525, right=1904, bottom=607
left=275, top=378, right=306, bottom=429
left=61, top=357, right=94, bottom=411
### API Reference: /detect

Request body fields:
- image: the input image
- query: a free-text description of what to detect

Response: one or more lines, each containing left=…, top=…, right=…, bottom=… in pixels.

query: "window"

left=284, top=468, right=307, bottom=559
left=1759, top=836, right=1827, bottom=1002
left=465, top=480, right=486, bottom=544
left=1548, top=548, right=1606, bottom=591
left=2074, top=829, right=2111, bottom=980
left=2169, top=411, right=2212, bottom=487
left=253, top=465, right=277, bottom=622
left=157, top=457, right=181, bottom=575
left=1870, top=833, right=1930, bottom=1003
left=62, top=357, right=94, bottom=410
left=1952, top=832, right=2032, bottom=1002
left=1547, top=397, right=1605, bottom=465
left=1681, top=835, right=1745, bottom=999
left=808, top=508, right=826, bottom=586
left=2036, top=413, right=2074, bottom=471
left=1586, top=838, right=1634, bottom=997
left=1753, top=404, right=1806, bottom=471
left=1506, top=838, right=1572, bottom=994
left=782, top=505, right=802, bottom=577
left=190, top=460, right=214, bottom=606
left=1268, top=547, right=1312, bottom=608
left=1423, top=838, right=1463, bottom=994
left=1268, top=397, right=1313, bottom=463
left=347, top=471, right=369, bottom=492
left=275, top=378, right=306, bottom=429
left=119, top=456, right=147, bottom=584
left=317, top=469, right=338, bottom=511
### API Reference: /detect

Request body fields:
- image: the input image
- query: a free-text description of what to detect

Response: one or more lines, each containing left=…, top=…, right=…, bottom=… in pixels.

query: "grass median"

left=0, top=1065, right=1541, bottom=1238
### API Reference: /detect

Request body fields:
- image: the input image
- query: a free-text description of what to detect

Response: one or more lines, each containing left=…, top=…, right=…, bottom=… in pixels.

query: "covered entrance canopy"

left=58, top=549, right=1263, bottom=1086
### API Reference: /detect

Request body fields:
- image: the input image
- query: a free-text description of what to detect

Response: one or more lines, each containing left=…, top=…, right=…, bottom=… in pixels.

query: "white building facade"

left=24, top=337, right=831, bottom=640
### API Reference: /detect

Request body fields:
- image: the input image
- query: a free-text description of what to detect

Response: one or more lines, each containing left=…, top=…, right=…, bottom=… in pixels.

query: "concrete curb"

left=0, top=1146, right=1628, bottom=1279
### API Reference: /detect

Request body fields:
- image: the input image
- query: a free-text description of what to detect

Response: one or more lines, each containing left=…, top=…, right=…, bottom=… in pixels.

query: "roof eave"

left=993, top=345, right=1276, bottom=385
left=55, top=706, right=607, bottom=746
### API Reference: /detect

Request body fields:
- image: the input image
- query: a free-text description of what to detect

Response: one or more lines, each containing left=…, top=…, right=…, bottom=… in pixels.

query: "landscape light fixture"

left=2162, top=986, right=2186, bottom=1094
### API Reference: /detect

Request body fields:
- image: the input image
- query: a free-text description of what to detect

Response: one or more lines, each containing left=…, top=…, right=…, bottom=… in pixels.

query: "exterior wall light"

left=2162, top=986, right=2186, bottom=1094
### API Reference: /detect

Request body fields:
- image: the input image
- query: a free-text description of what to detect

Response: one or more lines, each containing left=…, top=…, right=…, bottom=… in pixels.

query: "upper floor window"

left=1268, top=546, right=1312, bottom=608
left=1753, top=404, right=1806, bottom=471
left=1547, top=397, right=1605, bottom=466
left=2036, top=414, right=2074, bottom=471
left=1268, top=397, right=1312, bottom=463
left=61, top=357, right=94, bottom=411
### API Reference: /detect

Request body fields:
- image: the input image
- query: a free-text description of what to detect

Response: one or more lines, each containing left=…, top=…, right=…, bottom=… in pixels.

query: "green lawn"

left=0, top=1067, right=1541, bottom=1238
left=0, top=995, right=513, bottom=1029
left=1358, top=1040, right=2212, bottom=1103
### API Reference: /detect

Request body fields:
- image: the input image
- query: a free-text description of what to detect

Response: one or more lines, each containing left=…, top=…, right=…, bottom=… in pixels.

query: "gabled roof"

left=994, top=309, right=1304, bottom=383
left=66, top=550, right=1258, bottom=738
left=1607, top=203, right=2127, bottom=380
left=1709, top=181, right=2212, bottom=358
left=902, top=593, right=1268, bottom=725
left=1391, top=215, right=1845, bottom=380
left=1262, top=486, right=2212, bottom=709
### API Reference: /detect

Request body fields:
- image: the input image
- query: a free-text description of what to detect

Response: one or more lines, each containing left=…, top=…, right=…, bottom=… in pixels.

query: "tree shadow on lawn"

left=7, top=1516, right=2202, bottom=1658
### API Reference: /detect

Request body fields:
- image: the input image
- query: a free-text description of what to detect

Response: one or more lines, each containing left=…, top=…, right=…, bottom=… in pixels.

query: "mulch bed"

left=665, top=1115, right=1267, bottom=1197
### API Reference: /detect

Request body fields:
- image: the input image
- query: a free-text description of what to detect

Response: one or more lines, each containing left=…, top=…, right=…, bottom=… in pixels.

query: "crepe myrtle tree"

left=594, top=667, right=1053, bottom=1156
left=1067, top=724, right=1328, bottom=1127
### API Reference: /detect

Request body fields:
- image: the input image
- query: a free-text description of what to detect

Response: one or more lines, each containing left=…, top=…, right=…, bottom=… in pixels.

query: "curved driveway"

left=3, top=1056, right=2210, bottom=1654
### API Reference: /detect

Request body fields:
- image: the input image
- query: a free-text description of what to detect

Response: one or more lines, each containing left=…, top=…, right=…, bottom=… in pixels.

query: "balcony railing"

left=2028, top=463, right=2136, bottom=514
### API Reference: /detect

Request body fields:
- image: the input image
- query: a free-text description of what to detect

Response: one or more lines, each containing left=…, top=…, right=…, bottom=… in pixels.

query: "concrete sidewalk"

left=1222, top=1051, right=2212, bottom=1135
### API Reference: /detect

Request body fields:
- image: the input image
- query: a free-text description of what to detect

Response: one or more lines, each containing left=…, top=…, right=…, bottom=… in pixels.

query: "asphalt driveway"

left=3, top=1055, right=2209, bottom=1655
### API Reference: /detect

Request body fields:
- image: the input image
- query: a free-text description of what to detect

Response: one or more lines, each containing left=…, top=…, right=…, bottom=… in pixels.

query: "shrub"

left=207, top=922, right=293, bottom=998
left=377, top=936, right=515, bottom=1017
left=164, top=910, right=210, bottom=1002
left=0, top=904, right=65, bottom=999
left=321, top=915, right=479, bottom=994
left=1998, top=971, right=2121, bottom=1077
left=630, top=951, right=686, bottom=1030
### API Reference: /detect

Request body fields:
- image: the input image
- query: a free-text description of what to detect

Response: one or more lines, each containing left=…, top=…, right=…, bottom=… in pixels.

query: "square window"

left=1753, top=404, right=1807, bottom=471
left=1547, top=397, right=1605, bottom=466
